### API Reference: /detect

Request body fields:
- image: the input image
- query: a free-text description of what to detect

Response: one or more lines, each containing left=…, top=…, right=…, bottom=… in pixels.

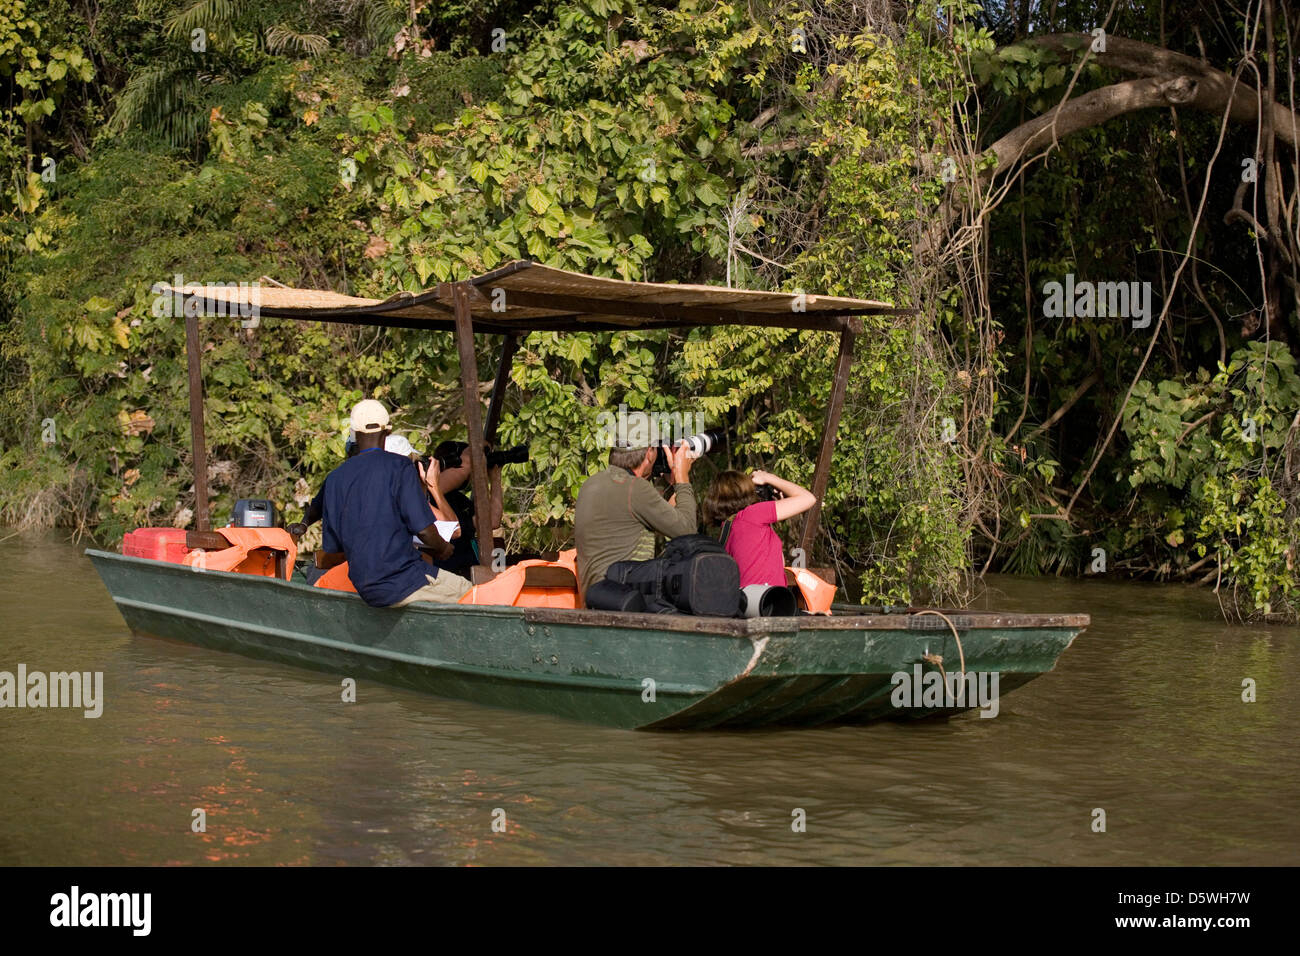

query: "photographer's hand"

left=751, top=470, right=774, bottom=486
left=668, top=444, right=694, bottom=485
left=756, top=471, right=818, bottom=522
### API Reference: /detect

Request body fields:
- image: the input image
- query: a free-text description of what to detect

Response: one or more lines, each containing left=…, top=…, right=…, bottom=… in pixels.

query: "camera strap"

left=720, top=519, right=732, bottom=547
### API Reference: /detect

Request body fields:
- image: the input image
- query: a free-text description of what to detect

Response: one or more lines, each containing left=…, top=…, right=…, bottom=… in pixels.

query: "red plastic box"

left=122, top=527, right=191, bottom=564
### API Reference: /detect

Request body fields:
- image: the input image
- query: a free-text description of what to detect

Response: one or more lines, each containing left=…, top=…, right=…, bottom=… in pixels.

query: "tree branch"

left=1024, top=368, right=1102, bottom=440
left=1021, top=33, right=1299, bottom=149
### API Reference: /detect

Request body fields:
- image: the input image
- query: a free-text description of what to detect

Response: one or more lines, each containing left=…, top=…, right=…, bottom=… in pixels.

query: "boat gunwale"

left=86, top=549, right=1091, bottom=635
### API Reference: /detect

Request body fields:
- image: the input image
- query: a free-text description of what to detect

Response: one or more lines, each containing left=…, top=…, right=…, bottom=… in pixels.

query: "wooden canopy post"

left=484, top=332, right=518, bottom=444
left=799, top=327, right=856, bottom=556
left=184, top=311, right=211, bottom=531
left=451, top=281, right=495, bottom=582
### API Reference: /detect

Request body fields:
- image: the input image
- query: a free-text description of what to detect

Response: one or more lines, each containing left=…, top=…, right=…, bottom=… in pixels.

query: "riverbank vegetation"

left=2, top=0, right=1298, bottom=621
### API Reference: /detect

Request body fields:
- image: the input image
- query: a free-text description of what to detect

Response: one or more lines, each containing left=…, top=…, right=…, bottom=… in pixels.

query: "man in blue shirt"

left=320, top=400, right=471, bottom=607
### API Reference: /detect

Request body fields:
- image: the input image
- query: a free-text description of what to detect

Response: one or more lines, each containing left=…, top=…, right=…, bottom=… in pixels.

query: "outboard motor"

left=232, top=499, right=278, bottom=528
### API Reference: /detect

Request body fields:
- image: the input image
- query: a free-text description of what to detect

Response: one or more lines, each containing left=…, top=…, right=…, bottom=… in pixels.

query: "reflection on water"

left=0, top=533, right=1295, bottom=865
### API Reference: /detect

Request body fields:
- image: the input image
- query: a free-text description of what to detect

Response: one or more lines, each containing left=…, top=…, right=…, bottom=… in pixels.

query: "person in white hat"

left=385, top=433, right=458, bottom=524
left=291, top=425, right=455, bottom=544
left=384, top=434, right=415, bottom=458
left=315, top=400, right=471, bottom=607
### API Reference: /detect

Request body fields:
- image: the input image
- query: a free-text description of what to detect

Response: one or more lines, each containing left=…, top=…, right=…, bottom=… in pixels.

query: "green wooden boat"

left=88, top=549, right=1086, bottom=730
left=89, top=262, right=1088, bottom=730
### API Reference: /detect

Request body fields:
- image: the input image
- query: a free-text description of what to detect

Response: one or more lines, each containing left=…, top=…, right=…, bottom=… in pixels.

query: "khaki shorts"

left=394, top=572, right=472, bottom=607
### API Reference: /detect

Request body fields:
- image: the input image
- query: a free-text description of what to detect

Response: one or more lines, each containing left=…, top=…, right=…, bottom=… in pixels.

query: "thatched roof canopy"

left=168, top=260, right=907, bottom=334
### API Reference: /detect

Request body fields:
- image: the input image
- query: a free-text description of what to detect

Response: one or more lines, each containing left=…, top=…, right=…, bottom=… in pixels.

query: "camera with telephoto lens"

left=755, top=483, right=783, bottom=502
left=486, top=444, right=530, bottom=469
left=431, top=443, right=530, bottom=473
left=650, top=428, right=728, bottom=478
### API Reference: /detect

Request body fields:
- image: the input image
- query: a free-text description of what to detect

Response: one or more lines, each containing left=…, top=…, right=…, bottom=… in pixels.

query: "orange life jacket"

left=459, top=549, right=579, bottom=608
left=314, top=561, right=358, bottom=593
left=181, top=527, right=297, bottom=581
left=787, top=567, right=836, bottom=614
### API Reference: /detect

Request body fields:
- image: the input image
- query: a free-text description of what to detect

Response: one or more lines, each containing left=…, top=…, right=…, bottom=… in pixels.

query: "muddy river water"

left=1, top=533, right=1296, bottom=865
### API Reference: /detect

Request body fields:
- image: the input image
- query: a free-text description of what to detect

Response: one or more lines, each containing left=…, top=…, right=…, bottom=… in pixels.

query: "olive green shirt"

left=574, top=466, right=698, bottom=598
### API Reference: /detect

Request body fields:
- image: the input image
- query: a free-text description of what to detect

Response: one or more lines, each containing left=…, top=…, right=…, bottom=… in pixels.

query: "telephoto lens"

left=486, top=444, right=530, bottom=468
left=680, top=427, right=728, bottom=459
left=739, top=584, right=798, bottom=618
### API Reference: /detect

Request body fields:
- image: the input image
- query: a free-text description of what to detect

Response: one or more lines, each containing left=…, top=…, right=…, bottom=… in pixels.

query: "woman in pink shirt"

left=703, top=470, right=818, bottom=587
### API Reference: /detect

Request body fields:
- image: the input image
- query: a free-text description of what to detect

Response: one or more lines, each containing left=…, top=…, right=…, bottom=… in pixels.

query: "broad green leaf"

left=526, top=185, right=551, bottom=214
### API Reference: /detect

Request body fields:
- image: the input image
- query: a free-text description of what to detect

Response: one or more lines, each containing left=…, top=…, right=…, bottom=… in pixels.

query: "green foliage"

left=1, top=0, right=979, bottom=608
left=962, top=0, right=1300, bottom=622
left=0, top=0, right=94, bottom=219
left=27, top=0, right=1280, bottom=617
left=786, top=6, right=971, bottom=603
left=1121, top=343, right=1300, bottom=619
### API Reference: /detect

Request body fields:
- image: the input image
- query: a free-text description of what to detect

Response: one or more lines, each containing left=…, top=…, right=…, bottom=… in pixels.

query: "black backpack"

left=607, top=534, right=740, bottom=617
left=583, top=577, right=649, bottom=613
left=606, top=556, right=674, bottom=613
left=660, top=534, right=734, bottom=612
left=661, top=533, right=727, bottom=564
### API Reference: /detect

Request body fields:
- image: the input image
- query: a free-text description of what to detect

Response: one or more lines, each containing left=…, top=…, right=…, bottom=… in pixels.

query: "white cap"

left=349, top=399, right=389, bottom=434
left=385, top=435, right=416, bottom=457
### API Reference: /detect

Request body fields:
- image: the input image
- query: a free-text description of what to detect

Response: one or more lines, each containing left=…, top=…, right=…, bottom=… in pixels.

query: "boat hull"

left=87, top=550, right=1087, bottom=730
